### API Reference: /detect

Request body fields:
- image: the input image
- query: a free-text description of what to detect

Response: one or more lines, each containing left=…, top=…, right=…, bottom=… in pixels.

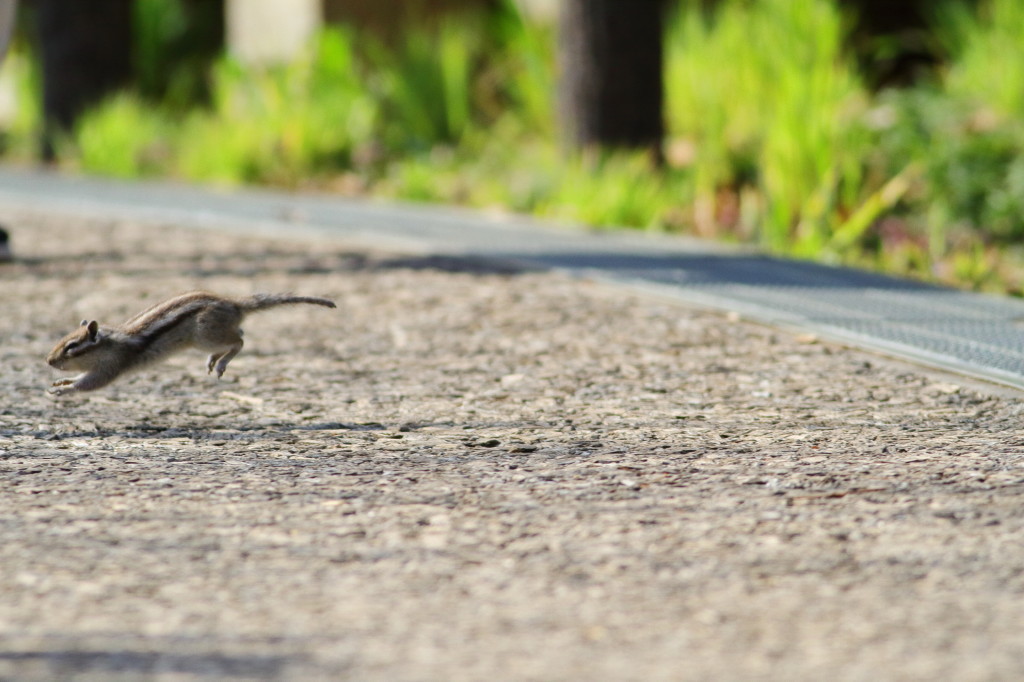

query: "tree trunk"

left=35, top=0, right=133, bottom=158
left=558, top=0, right=665, bottom=154
left=840, top=0, right=946, bottom=88
left=0, top=0, right=17, bottom=63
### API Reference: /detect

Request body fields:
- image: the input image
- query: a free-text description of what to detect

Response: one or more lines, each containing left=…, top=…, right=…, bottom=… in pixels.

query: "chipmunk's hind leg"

left=201, top=325, right=244, bottom=378
left=195, top=307, right=245, bottom=378
left=206, top=337, right=243, bottom=378
left=207, top=342, right=242, bottom=378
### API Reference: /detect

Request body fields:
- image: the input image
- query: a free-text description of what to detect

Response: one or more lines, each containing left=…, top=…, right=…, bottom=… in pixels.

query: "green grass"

left=8, top=0, right=1024, bottom=293
left=176, top=30, right=378, bottom=185
left=665, top=0, right=873, bottom=254
left=71, top=94, right=173, bottom=177
left=937, top=0, right=1024, bottom=119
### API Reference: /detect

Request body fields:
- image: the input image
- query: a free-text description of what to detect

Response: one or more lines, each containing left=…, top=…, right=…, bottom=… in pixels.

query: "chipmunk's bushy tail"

left=238, top=293, right=337, bottom=312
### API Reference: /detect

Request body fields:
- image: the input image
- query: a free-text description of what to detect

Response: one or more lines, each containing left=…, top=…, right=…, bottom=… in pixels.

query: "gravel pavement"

left=2, top=213, right=1024, bottom=681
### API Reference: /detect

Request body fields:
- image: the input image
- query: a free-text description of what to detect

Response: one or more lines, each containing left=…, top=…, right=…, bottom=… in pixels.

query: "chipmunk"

left=46, top=291, right=337, bottom=396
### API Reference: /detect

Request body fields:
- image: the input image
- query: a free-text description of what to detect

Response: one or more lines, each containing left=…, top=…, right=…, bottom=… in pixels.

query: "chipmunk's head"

left=47, top=320, right=102, bottom=370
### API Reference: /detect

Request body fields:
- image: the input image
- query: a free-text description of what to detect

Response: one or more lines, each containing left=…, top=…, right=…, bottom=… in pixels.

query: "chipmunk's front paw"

left=48, top=379, right=76, bottom=396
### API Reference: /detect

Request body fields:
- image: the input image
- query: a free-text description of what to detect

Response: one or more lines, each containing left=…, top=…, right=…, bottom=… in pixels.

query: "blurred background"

left=1, top=0, right=1022, bottom=293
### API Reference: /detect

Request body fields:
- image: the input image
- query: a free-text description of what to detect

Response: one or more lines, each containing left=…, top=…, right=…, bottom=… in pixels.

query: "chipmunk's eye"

left=63, top=341, right=80, bottom=354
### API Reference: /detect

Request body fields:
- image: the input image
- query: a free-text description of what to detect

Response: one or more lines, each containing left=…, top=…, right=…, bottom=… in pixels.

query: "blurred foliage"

left=177, top=31, right=378, bottom=184
left=8, top=0, right=1024, bottom=293
left=0, top=49, right=41, bottom=159
left=134, top=0, right=222, bottom=107
left=665, top=0, right=874, bottom=255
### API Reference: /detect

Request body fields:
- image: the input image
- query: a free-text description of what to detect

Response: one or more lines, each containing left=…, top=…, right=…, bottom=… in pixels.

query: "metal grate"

left=597, top=262, right=1024, bottom=390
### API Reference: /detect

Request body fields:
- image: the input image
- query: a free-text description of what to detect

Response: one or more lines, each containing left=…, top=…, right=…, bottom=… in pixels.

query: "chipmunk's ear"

left=86, top=320, right=99, bottom=339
